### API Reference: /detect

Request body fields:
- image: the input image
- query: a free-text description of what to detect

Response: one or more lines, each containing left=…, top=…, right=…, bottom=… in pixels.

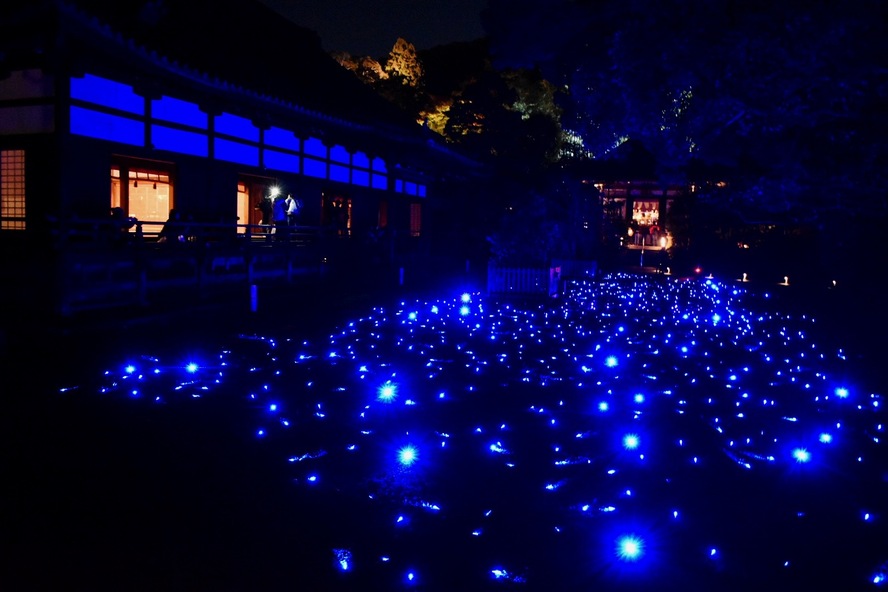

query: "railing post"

left=286, top=239, right=293, bottom=282
left=247, top=238, right=255, bottom=284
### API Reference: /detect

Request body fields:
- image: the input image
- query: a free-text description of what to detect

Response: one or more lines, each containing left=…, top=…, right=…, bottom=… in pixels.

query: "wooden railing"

left=487, top=263, right=553, bottom=297
left=38, top=216, right=370, bottom=315
left=47, top=216, right=325, bottom=247
left=486, top=259, right=598, bottom=299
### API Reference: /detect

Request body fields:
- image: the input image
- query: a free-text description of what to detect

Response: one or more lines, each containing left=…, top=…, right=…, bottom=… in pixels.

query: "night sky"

left=257, top=0, right=487, bottom=57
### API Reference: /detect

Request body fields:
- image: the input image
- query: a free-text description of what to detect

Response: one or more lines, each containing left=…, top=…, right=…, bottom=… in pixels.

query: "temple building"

left=0, top=0, right=481, bottom=315
left=568, top=140, right=691, bottom=251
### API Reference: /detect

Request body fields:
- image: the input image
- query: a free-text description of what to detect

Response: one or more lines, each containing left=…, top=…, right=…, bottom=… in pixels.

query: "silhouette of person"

left=158, top=208, right=184, bottom=243
left=272, top=196, right=289, bottom=241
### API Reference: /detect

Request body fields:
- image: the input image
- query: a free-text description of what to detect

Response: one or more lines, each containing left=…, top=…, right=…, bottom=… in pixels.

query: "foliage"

left=331, top=2, right=888, bottom=270
left=332, top=36, right=562, bottom=174
left=486, top=193, right=564, bottom=265
left=484, top=0, right=888, bottom=224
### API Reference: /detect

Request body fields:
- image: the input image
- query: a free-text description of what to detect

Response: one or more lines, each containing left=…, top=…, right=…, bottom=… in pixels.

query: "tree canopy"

left=483, top=0, right=888, bottom=222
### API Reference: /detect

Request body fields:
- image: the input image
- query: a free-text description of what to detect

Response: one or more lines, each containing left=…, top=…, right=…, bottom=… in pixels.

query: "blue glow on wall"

left=330, top=164, right=350, bottom=183
left=352, top=169, right=370, bottom=187
left=418, top=185, right=427, bottom=197
left=372, top=174, right=388, bottom=190
left=70, top=106, right=144, bottom=146
left=215, top=113, right=259, bottom=141
left=152, top=96, right=207, bottom=129
left=214, top=138, right=258, bottom=166
left=264, top=149, right=300, bottom=174
left=304, top=137, right=327, bottom=158
left=406, top=181, right=417, bottom=196
left=265, top=126, right=301, bottom=152
left=152, top=124, right=208, bottom=157
left=330, top=145, right=350, bottom=164
left=372, top=156, right=387, bottom=172
left=303, top=157, right=327, bottom=179
left=353, top=151, right=369, bottom=168
left=395, top=179, right=404, bottom=193
left=70, top=74, right=144, bottom=115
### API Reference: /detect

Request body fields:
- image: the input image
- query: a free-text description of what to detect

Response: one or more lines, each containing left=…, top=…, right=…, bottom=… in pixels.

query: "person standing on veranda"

left=272, top=195, right=289, bottom=242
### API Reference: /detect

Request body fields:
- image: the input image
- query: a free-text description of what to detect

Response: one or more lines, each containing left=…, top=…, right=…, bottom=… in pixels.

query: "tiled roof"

left=61, top=0, right=417, bottom=130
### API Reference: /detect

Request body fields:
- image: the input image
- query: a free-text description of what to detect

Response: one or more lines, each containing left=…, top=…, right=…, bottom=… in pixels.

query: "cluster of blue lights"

left=79, top=273, right=886, bottom=588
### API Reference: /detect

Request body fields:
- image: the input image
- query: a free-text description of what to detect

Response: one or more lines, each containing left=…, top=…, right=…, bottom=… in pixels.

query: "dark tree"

left=484, top=0, right=888, bottom=223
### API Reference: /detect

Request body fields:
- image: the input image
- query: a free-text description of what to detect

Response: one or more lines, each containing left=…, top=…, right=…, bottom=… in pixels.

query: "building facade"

left=0, top=0, right=478, bottom=315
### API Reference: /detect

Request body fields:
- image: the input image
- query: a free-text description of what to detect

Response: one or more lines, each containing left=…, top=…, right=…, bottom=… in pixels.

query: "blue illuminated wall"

left=264, top=149, right=300, bottom=174
left=215, top=138, right=259, bottom=166
left=70, top=74, right=144, bottom=115
left=152, top=125, right=208, bottom=157
left=152, top=96, right=207, bottom=129
left=216, top=113, right=259, bottom=142
left=70, top=105, right=144, bottom=147
left=394, top=179, right=426, bottom=197
left=66, top=73, right=426, bottom=196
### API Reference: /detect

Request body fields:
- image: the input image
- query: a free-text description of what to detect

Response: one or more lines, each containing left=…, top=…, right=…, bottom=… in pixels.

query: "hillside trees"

left=483, top=0, right=888, bottom=224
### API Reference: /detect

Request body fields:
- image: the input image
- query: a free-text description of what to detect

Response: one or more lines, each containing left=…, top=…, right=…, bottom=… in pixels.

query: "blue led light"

left=623, top=434, right=640, bottom=450
left=461, top=293, right=472, bottom=303
left=334, top=548, right=351, bottom=571
left=398, top=445, right=418, bottom=467
left=616, top=535, right=644, bottom=561
left=792, top=448, right=811, bottom=463
left=186, top=363, right=198, bottom=373
left=378, top=382, right=397, bottom=402
left=80, top=277, right=880, bottom=589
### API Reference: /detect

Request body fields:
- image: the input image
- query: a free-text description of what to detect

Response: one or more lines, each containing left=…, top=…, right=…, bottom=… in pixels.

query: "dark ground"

left=3, top=269, right=484, bottom=591
left=2, top=265, right=886, bottom=591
